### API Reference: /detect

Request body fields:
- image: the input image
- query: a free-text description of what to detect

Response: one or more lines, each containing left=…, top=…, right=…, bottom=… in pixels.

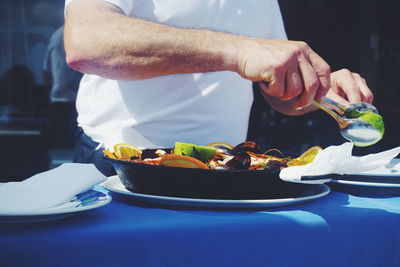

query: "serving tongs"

left=321, top=97, right=378, bottom=117
left=311, top=97, right=381, bottom=146
left=313, top=97, right=378, bottom=125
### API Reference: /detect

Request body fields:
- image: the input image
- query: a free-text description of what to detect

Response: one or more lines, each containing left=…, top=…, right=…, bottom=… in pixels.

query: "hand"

left=236, top=39, right=330, bottom=109
left=326, top=69, right=373, bottom=105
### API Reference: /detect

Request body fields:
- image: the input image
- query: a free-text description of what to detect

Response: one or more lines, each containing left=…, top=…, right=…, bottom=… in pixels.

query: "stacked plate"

left=0, top=189, right=111, bottom=224
left=327, top=158, right=400, bottom=195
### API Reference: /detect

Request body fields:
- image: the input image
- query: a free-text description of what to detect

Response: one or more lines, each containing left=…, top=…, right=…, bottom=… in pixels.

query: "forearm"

left=64, top=0, right=240, bottom=80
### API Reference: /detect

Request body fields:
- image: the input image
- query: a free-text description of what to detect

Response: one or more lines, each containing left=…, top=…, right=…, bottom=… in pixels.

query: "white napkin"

left=280, top=142, right=400, bottom=184
left=0, top=163, right=106, bottom=212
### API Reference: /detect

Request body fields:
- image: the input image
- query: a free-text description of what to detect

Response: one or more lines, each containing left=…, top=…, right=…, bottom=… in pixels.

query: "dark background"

left=249, top=0, right=400, bottom=156
left=0, top=0, right=399, bottom=180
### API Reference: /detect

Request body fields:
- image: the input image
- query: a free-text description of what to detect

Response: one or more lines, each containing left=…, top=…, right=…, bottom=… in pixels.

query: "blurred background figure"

left=42, top=26, right=83, bottom=149
left=0, top=65, right=35, bottom=116
left=0, top=0, right=65, bottom=180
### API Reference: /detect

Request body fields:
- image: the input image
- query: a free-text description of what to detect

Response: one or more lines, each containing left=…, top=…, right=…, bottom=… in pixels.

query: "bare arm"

left=64, top=0, right=240, bottom=80
left=65, top=0, right=331, bottom=110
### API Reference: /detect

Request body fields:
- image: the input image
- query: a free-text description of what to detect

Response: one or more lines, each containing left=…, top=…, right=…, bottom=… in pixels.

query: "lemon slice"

left=296, top=146, right=323, bottom=164
left=159, top=154, right=209, bottom=169
left=113, top=143, right=142, bottom=159
left=174, top=142, right=217, bottom=162
left=102, top=149, right=117, bottom=159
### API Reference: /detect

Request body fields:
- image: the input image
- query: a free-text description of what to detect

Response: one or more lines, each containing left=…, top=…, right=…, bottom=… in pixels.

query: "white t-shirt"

left=65, top=0, right=287, bottom=149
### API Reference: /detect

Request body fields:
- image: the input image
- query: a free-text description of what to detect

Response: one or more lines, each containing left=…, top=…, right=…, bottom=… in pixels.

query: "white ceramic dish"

left=329, top=179, right=400, bottom=196
left=0, top=189, right=111, bottom=224
left=102, top=176, right=330, bottom=209
left=324, top=158, right=400, bottom=195
left=300, top=158, right=400, bottom=184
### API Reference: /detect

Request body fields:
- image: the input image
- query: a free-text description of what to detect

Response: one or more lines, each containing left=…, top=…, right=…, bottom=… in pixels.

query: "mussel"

left=225, top=151, right=251, bottom=170
left=141, top=148, right=170, bottom=160
left=231, top=141, right=261, bottom=155
left=265, top=160, right=288, bottom=172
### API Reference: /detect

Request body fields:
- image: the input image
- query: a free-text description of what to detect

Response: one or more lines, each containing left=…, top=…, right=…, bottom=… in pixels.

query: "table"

left=1, top=190, right=400, bottom=267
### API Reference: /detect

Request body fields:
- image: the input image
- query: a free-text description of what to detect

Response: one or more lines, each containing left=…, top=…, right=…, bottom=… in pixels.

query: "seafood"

left=104, top=141, right=322, bottom=171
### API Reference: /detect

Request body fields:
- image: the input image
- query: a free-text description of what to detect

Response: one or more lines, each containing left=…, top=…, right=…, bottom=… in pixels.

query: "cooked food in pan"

left=103, top=141, right=322, bottom=171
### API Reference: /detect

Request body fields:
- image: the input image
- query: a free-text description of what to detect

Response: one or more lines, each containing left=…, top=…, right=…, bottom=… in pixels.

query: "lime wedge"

left=358, top=112, right=385, bottom=137
left=174, top=142, right=217, bottom=162
left=348, top=111, right=385, bottom=146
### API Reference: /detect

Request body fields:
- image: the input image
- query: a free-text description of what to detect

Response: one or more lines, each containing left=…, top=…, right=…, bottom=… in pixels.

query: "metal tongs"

left=311, top=97, right=381, bottom=146
left=312, top=97, right=378, bottom=129
left=321, top=97, right=378, bottom=117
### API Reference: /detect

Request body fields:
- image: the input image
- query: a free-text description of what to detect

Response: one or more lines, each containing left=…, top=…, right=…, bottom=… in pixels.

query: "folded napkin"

left=0, top=163, right=106, bottom=212
left=280, top=142, right=400, bottom=184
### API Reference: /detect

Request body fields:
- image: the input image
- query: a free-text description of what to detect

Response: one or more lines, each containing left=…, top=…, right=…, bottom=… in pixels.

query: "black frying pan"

left=106, top=157, right=318, bottom=199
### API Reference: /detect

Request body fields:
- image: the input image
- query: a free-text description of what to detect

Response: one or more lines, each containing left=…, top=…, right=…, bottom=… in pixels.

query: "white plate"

left=329, top=179, right=400, bottom=195
left=0, top=189, right=112, bottom=224
left=102, top=176, right=330, bottom=209
left=330, top=180, right=400, bottom=187
left=326, top=158, right=400, bottom=195
left=301, top=158, right=400, bottom=184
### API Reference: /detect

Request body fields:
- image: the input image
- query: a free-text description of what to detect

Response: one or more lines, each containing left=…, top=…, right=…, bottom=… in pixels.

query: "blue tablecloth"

left=1, top=190, right=400, bottom=267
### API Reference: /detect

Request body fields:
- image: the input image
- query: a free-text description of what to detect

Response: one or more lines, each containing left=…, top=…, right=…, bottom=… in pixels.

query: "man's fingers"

left=261, top=71, right=286, bottom=97
left=281, top=67, right=302, bottom=101
left=332, top=69, right=362, bottom=103
left=294, top=57, right=320, bottom=109
left=352, top=72, right=373, bottom=103
left=259, top=80, right=269, bottom=94
left=325, top=90, right=350, bottom=105
left=307, top=50, right=331, bottom=101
